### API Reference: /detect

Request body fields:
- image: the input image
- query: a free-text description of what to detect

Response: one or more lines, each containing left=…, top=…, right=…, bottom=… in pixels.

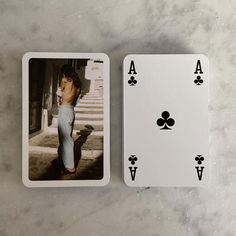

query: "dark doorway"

left=29, top=59, right=45, bottom=134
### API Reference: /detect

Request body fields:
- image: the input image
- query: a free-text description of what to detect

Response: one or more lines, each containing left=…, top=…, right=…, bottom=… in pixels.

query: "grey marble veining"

left=0, top=0, right=236, bottom=235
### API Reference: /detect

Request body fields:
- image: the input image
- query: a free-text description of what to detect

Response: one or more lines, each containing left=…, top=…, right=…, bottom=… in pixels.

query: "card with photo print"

left=22, top=52, right=110, bottom=187
left=123, top=54, right=209, bottom=187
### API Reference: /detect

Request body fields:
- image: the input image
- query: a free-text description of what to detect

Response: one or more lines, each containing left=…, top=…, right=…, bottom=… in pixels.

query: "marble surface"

left=0, top=0, right=236, bottom=235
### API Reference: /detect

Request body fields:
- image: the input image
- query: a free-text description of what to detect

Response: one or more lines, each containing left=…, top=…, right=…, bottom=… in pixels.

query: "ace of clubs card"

left=123, top=54, right=209, bottom=187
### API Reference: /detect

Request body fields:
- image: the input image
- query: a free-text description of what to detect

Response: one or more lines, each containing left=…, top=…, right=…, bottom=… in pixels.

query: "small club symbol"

left=195, top=155, right=204, bottom=165
left=128, top=155, right=138, bottom=165
left=156, top=111, right=175, bottom=130
left=194, top=75, right=203, bottom=85
left=128, top=76, right=137, bottom=86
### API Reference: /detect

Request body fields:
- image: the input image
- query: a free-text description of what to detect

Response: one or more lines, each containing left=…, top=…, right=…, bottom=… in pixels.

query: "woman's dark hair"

left=61, top=64, right=81, bottom=89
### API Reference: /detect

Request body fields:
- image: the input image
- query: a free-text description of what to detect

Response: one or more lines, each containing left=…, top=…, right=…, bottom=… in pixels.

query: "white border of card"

left=123, top=54, right=209, bottom=187
left=22, top=52, right=110, bottom=187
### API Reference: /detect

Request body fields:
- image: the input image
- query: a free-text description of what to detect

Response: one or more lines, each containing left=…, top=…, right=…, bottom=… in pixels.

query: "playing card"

left=22, top=52, right=110, bottom=187
left=123, top=54, right=209, bottom=187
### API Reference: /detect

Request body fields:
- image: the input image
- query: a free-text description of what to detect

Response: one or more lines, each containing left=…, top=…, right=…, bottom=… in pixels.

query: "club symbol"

left=128, top=155, right=138, bottom=165
left=195, top=155, right=204, bottom=165
left=128, top=76, right=137, bottom=86
left=156, top=111, right=175, bottom=130
left=194, top=75, right=203, bottom=85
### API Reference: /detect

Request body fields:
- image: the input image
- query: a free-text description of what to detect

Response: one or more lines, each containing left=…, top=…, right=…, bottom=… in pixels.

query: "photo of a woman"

left=24, top=54, right=109, bottom=185
left=57, top=64, right=81, bottom=174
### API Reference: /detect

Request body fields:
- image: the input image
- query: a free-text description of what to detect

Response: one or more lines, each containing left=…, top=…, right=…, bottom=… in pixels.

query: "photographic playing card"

left=123, top=54, right=209, bottom=187
left=22, top=52, right=110, bottom=187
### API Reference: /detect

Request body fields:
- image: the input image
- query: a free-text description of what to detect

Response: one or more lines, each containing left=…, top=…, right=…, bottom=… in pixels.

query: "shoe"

left=60, top=168, right=76, bottom=175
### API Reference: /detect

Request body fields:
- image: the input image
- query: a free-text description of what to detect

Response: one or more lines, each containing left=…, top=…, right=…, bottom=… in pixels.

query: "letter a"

left=129, top=167, right=138, bottom=181
left=128, top=60, right=137, bottom=75
left=195, top=166, right=204, bottom=181
left=194, top=60, right=203, bottom=74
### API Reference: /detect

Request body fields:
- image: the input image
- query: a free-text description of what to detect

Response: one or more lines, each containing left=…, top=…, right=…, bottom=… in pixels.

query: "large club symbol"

left=156, top=111, right=175, bottom=130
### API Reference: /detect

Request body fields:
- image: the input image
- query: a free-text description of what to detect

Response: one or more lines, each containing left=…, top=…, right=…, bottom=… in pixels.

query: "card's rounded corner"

left=198, top=54, right=209, bottom=62
left=99, top=53, right=110, bottom=63
left=22, top=52, right=34, bottom=63
left=22, top=176, right=34, bottom=188
left=98, top=174, right=110, bottom=186
left=123, top=177, right=135, bottom=187
left=123, top=54, right=133, bottom=65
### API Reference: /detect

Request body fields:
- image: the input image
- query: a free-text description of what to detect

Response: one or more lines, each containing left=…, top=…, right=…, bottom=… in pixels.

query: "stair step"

left=53, top=113, right=103, bottom=119
left=52, top=118, right=103, bottom=126
left=85, top=92, right=101, bottom=94
left=75, top=107, right=103, bottom=112
left=82, top=92, right=102, bottom=96
left=81, top=97, right=103, bottom=100
left=82, top=93, right=102, bottom=96
left=30, top=133, right=103, bottom=150
left=50, top=123, right=103, bottom=131
left=80, top=100, right=103, bottom=104
left=74, top=124, right=103, bottom=131
left=30, top=146, right=103, bottom=159
left=75, top=113, right=103, bottom=119
left=75, top=119, right=103, bottom=125
left=76, top=103, right=103, bottom=108
left=78, top=99, right=104, bottom=104
left=82, top=94, right=102, bottom=97
left=76, top=110, right=103, bottom=114
left=47, top=127, right=103, bottom=136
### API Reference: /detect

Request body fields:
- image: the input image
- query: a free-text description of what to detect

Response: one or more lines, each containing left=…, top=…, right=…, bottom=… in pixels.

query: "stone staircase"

left=29, top=91, right=104, bottom=180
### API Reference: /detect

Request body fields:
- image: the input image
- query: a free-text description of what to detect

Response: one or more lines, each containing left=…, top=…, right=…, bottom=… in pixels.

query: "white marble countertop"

left=1, top=0, right=236, bottom=235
